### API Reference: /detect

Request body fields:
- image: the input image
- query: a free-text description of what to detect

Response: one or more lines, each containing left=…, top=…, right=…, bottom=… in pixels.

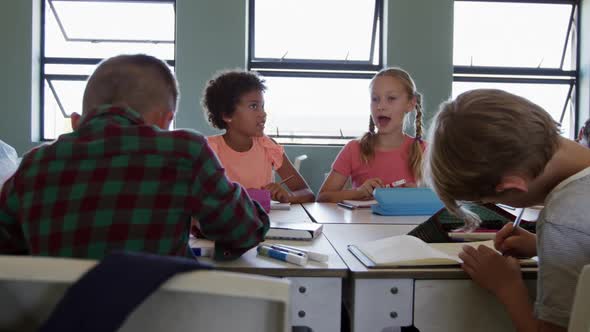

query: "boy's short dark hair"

left=201, top=70, right=267, bottom=129
left=83, top=54, right=178, bottom=115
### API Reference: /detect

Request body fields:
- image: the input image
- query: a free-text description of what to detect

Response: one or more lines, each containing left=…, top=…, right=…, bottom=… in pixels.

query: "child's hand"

left=459, top=245, right=524, bottom=300
left=494, top=222, right=537, bottom=258
left=356, top=178, right=383, bottom=199
left=263, top=183, right=291, bottom=203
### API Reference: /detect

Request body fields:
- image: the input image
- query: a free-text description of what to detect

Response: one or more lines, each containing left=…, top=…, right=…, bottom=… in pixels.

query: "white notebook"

left=341, top=199, right=378, bottom=208
left=266, top=222, right=323, bottom=240
left=270, top=201, right=291, bottom=210
left=349, top=235, right=537, bottom=268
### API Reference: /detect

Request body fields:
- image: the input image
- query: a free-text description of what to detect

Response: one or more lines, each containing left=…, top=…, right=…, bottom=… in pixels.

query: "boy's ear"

left=495, top=175, right=529, bottom=193
left=70, top=112, right=81, bottom=130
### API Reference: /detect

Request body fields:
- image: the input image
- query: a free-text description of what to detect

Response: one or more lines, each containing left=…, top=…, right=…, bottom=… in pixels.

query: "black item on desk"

left=408, top=203, right=536, bottom=243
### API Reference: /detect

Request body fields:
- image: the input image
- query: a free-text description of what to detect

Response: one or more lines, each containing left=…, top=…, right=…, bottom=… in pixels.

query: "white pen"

left=273, top=244, right=329, bottom=262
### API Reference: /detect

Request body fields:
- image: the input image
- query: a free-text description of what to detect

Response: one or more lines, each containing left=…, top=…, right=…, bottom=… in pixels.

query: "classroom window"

left=248, top=0, right=383, bottom=145
left=453, top=0, right=578, bottom=138
left=41, top=0, right=175, bottom=141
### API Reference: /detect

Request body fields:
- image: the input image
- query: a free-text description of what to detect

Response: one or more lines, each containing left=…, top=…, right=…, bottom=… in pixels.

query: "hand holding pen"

left=263, top=175, right=295, bottom=203
left=494, top=208, right=537, bottom=258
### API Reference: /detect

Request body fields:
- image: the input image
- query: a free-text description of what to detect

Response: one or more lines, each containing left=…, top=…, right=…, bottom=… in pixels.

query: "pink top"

left=207, top=135, right=284, bottom=189
left=332, top=136, right=425, bottom=188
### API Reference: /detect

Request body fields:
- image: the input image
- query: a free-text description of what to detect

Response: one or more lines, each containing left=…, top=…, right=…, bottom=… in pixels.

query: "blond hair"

left=424, top=89, right=560, bottom=227
left=82, top=54, right=179, bottom=115
left=360, top=67, right=424, bottom=183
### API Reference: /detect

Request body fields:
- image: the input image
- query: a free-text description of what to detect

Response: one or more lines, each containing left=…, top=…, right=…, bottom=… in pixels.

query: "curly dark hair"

left=201, top=70, right=267, bottom=129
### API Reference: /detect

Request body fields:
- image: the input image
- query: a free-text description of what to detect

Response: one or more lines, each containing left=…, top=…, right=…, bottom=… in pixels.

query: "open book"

left=266, top=222, right=323, bottom=240
left=348, top=235, right=537, bottom=268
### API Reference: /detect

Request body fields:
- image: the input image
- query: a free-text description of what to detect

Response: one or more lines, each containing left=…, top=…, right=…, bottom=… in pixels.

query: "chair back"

left=569, top=264, right=590, bottom=332
left=0, top=255, right=291, bottom=332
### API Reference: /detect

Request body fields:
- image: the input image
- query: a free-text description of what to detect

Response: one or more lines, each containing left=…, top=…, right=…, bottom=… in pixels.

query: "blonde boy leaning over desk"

left=424, top=89, right=590, bottom=332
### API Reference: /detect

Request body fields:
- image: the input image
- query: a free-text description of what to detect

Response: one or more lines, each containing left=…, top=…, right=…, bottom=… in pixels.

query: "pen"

left=273, top=244, right=329, bottom=262
left=337, top=202, right=355, bottom=210
left=511, top=208, right=526, bottom=233
left=278, top=175, right=295, bottom=185
left=391, top=179, right=406, bottom=188
left=257, top=245, right=308, bottom=266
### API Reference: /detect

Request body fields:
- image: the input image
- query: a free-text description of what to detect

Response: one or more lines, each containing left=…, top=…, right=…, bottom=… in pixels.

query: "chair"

left=293, top=154, right=308, bottom=172
left=0, top=255, right=291, bottom=332
left=569, top=264, right=590, bottom=332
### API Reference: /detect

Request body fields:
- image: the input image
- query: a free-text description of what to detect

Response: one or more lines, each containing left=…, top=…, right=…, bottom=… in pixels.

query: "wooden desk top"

left=323, top=224, right=537, bottom=280
left=302, top=202, right=428, bottom=225
left=190, top=205, right=347, bottom=278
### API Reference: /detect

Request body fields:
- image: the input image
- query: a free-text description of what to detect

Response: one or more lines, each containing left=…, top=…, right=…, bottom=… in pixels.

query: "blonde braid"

left=409, top=93, right=424, bottom=184
left=360, top=116, right=377, bottom=163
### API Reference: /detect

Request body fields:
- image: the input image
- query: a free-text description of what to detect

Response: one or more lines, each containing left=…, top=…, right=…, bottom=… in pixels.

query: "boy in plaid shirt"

left=0, top=54, right=269, bottom=260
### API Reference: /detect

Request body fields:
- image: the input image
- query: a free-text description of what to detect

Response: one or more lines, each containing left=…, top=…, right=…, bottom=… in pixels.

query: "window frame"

left=247, top=0, right=384, bottom=145
left=453, top=0, right=579, bottom=133
left=40, top=0, right=176, bottom=141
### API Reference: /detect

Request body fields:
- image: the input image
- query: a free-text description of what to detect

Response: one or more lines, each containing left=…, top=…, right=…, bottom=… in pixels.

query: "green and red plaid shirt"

left=0, top=106, right=269, bottom=260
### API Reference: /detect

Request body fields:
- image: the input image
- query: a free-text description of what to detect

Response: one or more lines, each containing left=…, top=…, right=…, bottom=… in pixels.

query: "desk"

left=303, top=202, right=428, bottom=225
left=192, top=205, right=348, bottom=332
left=323, top=224, right=537, bottom=332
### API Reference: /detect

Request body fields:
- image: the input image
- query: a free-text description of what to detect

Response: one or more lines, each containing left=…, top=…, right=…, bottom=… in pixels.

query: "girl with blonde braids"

left=318, top=67, right=426, bottom=202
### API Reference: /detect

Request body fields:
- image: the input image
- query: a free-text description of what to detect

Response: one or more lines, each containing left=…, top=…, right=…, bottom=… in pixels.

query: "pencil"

left=278, top=175, right=295, bottom=185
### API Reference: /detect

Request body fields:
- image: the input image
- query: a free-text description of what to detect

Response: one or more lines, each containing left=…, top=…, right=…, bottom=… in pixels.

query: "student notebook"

left=348, top=235, right=537, bottom=268
left=270, top=201, right=291, bottom=210
left=266, top=222, right=323, bottom=241
left=341, top=199, right=378, bottom=208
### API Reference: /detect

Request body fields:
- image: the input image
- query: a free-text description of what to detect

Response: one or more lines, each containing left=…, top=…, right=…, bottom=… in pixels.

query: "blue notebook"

left=371, top=187, right=444, bottom=216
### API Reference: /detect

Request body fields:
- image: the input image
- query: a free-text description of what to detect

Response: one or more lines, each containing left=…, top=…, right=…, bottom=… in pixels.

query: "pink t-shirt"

left=332, top=136, right=425, bottom=188
left=207, top=135, right=284, bottom=189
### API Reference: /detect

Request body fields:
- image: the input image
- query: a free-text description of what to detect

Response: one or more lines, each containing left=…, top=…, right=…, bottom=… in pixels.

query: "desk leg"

left=352, top=278, right=413, bottom=332
left=288, top=277, right=342, bottom=332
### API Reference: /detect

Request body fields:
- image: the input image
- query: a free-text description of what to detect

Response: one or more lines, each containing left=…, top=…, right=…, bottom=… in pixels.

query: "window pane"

left=454, top=2, right=573, bottom=69
left=254, top=0, right=377, bottom=61
left=44, top=0, right=174, bottom=59
left=43, top=80, right=81, bottom=139
left=263, top=76, right=371, bottom=139
left=45, top=64, right=96, bottom=75
left=452, top=82, right=573, bottom=137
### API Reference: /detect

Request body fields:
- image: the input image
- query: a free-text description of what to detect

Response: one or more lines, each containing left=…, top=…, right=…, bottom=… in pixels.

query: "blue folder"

left=371, top=187, right=444, bottom=216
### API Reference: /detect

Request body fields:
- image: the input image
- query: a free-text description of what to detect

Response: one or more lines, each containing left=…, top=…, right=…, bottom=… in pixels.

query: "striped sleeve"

left=188, top=139, right=269, bottom=260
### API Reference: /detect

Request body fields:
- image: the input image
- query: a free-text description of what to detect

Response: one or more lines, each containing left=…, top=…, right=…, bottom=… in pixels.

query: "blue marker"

left=257, top=245, right=307, bottom=266
left=191, top=247, right=213, bottom=257
left=269, top=244, right=307, bottom=258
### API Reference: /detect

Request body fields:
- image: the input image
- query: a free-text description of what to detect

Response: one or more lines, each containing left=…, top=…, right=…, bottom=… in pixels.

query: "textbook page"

left=356, top=235, right=494, bottom=267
